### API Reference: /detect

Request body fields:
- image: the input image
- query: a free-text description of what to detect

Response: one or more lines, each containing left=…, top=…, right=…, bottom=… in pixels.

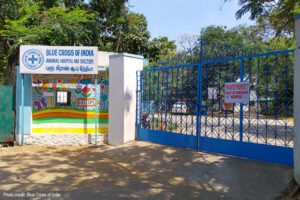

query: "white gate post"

left=108, top=53, right=144, bottom=145
left=294, top=14, right=300, bottom=184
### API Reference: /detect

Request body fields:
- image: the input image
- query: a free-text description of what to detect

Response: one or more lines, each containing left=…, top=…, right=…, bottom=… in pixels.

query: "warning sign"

left=225, top=82, right=250, bottom=103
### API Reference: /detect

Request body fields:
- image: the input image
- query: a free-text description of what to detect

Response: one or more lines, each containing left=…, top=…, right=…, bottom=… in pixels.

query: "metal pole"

left=196, top=63, right=203, bottom=150
left=196, top=41, right=204, bottom=150
left=239, top=58, right=244, bottom=142
left=137, top=71, right=143, bottom=139
left=164, top=71, right=169, bottom=131
left=21, top=74, right=25, bottom=146
left=94, top=75, right=98, bottom=145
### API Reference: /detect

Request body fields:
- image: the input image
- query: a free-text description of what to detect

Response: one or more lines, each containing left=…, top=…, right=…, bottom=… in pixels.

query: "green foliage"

left=88, top=0, right=129, bottom=51
left=231, top=0, right=300, bottom=36
left=148, top=36, right=176, bottom=63
left=200, top=25, right=245, bottom=47
left=119, top=13, right=150, bottom=55
left=0, top=0, right=175, bottom=84
left=43, top=7, right=95, bottom=45
left=0, top=0, right=295, bottom=86
left=0, top=0, right=96, bottom=84
left=1, top=2, right=95, bottom=47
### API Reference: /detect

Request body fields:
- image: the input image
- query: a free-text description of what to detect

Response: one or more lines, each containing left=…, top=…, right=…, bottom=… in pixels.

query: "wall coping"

left=109, top=53, right=144, bottom=60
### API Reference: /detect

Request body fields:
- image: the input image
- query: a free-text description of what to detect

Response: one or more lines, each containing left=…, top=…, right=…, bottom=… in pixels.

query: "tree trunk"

left=115, top=32, right=122, bottom=52
left=6, top=50, right=19, bottom=86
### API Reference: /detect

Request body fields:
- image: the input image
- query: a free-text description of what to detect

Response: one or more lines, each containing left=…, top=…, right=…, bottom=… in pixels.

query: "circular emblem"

left=22, top=49, right=44, bottom=70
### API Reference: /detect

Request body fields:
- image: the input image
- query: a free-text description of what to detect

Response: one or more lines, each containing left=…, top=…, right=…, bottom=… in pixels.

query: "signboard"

left=76, top=98, right=95, bottom=107
left=20, top=45, right=98, bottom=74
left=225, top=82, right=250, bottom=103
left=43, top=91, right=54, bottom=97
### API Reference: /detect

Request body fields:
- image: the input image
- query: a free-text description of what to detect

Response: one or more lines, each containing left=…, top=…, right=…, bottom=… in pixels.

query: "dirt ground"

left=0, top=141, right=296, bottom=200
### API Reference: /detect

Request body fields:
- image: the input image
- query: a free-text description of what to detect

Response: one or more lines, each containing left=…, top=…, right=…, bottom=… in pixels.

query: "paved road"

left=0, top=141, right=293, bottom=200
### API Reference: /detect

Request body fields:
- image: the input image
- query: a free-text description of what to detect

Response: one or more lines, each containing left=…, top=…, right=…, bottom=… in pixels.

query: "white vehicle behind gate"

left=172, top=101, right=187, bottom=114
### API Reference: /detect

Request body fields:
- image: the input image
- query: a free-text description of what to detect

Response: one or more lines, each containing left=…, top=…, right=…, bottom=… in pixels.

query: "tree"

left=148, top=36, right=176, bottom=63
left=0, top=0, right=95, bottom=85
left=88, top=0, right=129, bottom=51
left=0, top=0, right=20, bottom=83
left=119, top=13, right=150, bottom=55
left=177, top=34, right=198, bottom=51
left=0, top=0, right=178, bottom=84
left=230, top=0, right=300, bottom=36
left=200, top=25, right=247, bottom=47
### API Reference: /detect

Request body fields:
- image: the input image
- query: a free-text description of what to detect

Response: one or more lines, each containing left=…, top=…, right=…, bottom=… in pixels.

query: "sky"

left=128, top=0, right=255, bottom=41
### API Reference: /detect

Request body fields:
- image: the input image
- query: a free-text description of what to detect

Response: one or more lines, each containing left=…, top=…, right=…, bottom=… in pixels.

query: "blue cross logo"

left=22, top=49, right=44, bottom=70
left=28, top=55, right=38, bottom=64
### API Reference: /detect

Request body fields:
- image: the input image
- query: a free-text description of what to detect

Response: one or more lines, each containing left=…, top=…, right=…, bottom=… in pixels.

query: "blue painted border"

left=295, top=14, right=300, bottom=20
left=138, top=128, right=293, bottom=166
left=199, top=137, right=293, bottom=166
left=138, top=128, right=197, bottom=149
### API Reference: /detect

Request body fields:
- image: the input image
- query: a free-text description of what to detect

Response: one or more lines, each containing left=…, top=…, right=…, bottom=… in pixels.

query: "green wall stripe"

left=32, top=117, right=108, bottom=124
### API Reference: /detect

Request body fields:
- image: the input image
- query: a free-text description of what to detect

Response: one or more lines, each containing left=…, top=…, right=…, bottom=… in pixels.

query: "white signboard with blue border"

left=20, top=45, right=98, bottom=74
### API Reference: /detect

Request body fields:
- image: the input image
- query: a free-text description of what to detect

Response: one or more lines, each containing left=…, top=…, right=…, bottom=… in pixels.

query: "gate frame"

left=137, top=49, right=294, bottom=166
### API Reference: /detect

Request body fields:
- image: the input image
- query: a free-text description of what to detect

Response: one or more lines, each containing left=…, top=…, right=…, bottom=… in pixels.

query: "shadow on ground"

left=0, top=141, right=293, bottom=200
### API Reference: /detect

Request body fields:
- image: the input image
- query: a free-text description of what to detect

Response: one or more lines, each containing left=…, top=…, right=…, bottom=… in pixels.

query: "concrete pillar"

left=15, top=66, right=32, bottom=145
left=108, top=53, right=144, bottom=145
left=294, top=14, right=300, bottom=184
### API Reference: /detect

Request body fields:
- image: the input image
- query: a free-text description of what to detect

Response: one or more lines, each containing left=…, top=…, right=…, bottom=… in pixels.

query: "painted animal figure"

left=34, top=97, right=48, bottom=110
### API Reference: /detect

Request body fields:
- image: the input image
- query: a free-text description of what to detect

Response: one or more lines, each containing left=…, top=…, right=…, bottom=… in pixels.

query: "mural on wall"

left=31, top=72, right=109, bottom=135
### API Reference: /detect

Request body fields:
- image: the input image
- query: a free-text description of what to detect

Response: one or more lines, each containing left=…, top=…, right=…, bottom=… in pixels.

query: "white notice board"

left=225, top=82, right=250, bottom=103
left=20, top=45, right=98, bottom=74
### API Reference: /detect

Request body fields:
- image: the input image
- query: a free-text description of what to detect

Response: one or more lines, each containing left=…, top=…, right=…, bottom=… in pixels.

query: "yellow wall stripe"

left=32, top=127, right=108, bottom=134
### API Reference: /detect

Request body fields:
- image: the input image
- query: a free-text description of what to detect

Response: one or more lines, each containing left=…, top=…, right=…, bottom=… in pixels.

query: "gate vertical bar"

left=196, top=41, right=204, bottom=150
left=136, top=72, right=139, bottom=136
left=239, top=58, right=244, bottom=142
left=164, top=70, right=169, bottom=131
left=196, top=63, right=203, bottom=150
left=140, top=72, right=143, bottom=129
left=136, top=71, right=143, bottom=139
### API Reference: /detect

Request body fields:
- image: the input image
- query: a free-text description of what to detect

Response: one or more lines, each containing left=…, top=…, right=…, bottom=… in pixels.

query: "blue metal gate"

left=137, top=44, right=294, bottom=166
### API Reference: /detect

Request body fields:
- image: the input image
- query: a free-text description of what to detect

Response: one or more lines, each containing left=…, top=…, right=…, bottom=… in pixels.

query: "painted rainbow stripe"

left=32, top=109, right=109, bottom=134
left=33, top=117, right=108, bottom=124
left=33, top=109, right=108, bottom=120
